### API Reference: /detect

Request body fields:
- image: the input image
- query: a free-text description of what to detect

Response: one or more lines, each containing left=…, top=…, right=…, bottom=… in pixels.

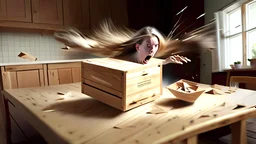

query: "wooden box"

left=81, top=58, right=163, bottom=111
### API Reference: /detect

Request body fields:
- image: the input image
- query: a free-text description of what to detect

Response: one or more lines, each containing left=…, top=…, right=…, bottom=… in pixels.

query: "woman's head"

left=119, top=26, right=166, bottom=64
left=135, top=36, right=159, bottom=64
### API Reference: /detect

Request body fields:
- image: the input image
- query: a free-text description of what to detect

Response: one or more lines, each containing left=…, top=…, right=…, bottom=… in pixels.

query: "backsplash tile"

left=0, top=32, right=95, bottom=63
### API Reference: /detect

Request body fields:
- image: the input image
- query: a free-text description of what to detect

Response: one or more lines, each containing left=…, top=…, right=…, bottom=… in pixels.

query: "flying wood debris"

left=18, top=52, right=37, bottom=61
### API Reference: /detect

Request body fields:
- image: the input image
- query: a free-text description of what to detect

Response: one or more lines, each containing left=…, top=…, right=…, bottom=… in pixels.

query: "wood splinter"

left=18, top=52, right=37, bottom=61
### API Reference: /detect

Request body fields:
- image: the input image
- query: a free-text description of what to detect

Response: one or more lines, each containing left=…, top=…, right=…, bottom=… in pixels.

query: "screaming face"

left=135, top=36, right=159, bottom=64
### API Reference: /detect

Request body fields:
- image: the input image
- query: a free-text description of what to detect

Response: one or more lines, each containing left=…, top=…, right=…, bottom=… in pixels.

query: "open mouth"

left=143, top=55, right=152, bottom=64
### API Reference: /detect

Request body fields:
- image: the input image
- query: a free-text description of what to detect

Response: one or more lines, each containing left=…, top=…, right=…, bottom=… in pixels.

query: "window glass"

left=247, top=29, right=256, bottom=65
left=227, top=8, right=242, bottom=36
left=225, top=34, right=243, bottom=68
left=246, top=1, right=256, bottom=30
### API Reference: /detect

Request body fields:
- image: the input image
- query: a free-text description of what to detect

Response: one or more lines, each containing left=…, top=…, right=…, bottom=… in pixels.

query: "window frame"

left=220, top=0, right=256, bottom=69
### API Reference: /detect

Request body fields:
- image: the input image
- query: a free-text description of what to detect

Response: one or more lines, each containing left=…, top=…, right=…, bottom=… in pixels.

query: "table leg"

left=186, top=135, right=197, bottom=144
left=0, top=94, right=12, bottom=144
left=231, top=120, right=247, bottom=144
left=226, top=71, right=230, bottom=86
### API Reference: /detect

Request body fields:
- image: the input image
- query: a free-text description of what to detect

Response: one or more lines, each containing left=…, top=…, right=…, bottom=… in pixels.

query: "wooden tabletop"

left=2, top=82, right=256, bottom=144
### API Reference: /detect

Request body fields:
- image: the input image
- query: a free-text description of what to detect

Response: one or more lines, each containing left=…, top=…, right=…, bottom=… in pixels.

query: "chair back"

left=229, top=76, right=256, bottom=90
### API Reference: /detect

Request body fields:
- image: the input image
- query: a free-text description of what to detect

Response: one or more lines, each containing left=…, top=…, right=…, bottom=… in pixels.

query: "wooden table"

left=1, top=82, right=256, bottom=144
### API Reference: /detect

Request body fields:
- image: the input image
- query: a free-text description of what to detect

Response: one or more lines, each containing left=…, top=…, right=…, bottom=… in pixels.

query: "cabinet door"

left=63, top=0, right=90, bottom=29
left=32, top=0, right=63, bottom=25
left=48, top=62, right=81, bottom=85
left=1, top=65, right=46, bottom=89
left=0, top=0, right=31, bottom=22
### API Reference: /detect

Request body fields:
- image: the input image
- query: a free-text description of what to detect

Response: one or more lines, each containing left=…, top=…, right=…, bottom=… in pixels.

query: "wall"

left=204, top=0, right=238, bottom=24
left=0, top=32, right=96, bottom=63
left=201, top=0, right=238, bottom=85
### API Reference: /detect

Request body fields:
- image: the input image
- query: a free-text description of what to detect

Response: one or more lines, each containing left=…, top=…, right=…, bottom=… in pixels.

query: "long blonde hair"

left=54, top=20, right=167, bottom=57
left=54, top=19, right=215, bottom=59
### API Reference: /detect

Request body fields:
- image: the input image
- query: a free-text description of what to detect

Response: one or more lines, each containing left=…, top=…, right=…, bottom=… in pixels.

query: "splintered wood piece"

left=61, top=46, right=70, bottom=50
left=206, top=89, right=223, bottom=95
left=233, top=104, right=246, bottom=110
left=146, top=105, right=168, bottom=114
left=176, top=82, right=184, bottom=90
left=56, top=91, right=72, bottom=100
left=211, top=84, right=222, bottom=90
left=187, top=87, right=196, bottom=93
left=18, top=52, right=37, bottom=61
left=177, top=87, right=182, bottom=91
left=220, top=102, right=226, bottom=107
left=188, top=85, right=198, bottom=91
left=228, top=89, right=236, bottom=92
left=57, top=91, right=65, bottom=95
left=199, top=115, right=210, bottom=118
left=43, top=109, right=55, bottom=113
left=225, top=91, right=232, bottom=94
left=55, top=98, right=65, bottom=101
left=183, top=82, right=190, bottom=92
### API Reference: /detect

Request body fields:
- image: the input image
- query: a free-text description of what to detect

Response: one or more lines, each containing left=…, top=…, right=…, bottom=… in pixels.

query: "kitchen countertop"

left=0, top=59, right=86, bottom=66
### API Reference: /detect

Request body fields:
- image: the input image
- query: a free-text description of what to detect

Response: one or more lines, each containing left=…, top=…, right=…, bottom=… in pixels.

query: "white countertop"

left=0, top=59, right=86, bottom=66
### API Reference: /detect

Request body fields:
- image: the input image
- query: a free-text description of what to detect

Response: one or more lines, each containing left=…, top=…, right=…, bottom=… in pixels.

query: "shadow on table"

left=42, top=98, right=124, bottom=118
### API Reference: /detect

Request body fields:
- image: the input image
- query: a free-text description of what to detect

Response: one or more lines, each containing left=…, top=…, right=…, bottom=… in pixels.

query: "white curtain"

left=214, top=11, right=226, bottom=71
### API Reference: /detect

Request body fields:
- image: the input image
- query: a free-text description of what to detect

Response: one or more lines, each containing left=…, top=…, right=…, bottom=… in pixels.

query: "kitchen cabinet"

left=0, top=0, right=31, bottom=22
left=0, top=61, right=82, bottom=144
left=0, top=0, right=129, bottom=31
left=63, top=0, right=90, bottom=29
left=0, top=64, right=47, bottom=89
left=32, top=0, right=63, bottom=25
left=47, top=62, right=81, bottom=85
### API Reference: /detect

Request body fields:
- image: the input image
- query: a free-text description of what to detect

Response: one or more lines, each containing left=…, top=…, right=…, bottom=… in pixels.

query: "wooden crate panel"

left=82, top=84, right=123, bottom=110
left=82, top=63, right=123, bottom=92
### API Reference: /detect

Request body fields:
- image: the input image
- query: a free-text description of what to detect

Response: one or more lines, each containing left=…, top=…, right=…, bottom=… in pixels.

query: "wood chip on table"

left=211, top=84, right=222, bottom=90
left=43, top=109, right=55, bottom=113
left=146, top=105, right=168, bottom=114
left=205, top=89, right=223, bottom=95
left=220, top=102, right=226, bottom=107
left=199, top=114, right=211, bottom=118
left=57, top=91, right=65, bottom=95
left=233, top=104, right=246, bottom=110
left=55, top=91, right=72, bottom=101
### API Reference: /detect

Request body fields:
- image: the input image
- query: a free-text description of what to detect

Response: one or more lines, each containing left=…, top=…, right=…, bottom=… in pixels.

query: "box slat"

left=82, top=84, right=123, bottom=110
left=82, top=79, right=123, bottom=98
left=126, top=87, right=161, bottom=105
left=126, top=73, right=161, bottom=96
left=82, top=62, right=124, bottom=92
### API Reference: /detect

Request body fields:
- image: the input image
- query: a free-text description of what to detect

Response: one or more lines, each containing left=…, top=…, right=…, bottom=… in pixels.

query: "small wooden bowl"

left=166, top=79, right=205, bottom=103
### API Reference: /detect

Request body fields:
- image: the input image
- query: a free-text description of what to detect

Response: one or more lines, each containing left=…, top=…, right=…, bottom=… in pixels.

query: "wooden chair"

left=229, top=76, right=256, bottom=90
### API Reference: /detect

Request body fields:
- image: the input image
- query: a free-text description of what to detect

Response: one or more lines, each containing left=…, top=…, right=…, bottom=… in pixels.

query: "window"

left=216, top=0, right=256, bottom=70
left=246, top=1, right=256, bottom=65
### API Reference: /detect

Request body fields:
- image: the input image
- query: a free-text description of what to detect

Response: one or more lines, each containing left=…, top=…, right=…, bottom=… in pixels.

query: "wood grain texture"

left=231, top=120, right=247, bottom=144
left=0, top=0, right=31, bottom=22
left=2, top=82, right=256, bottom=144
left=63, top=0, right=90, bottom=29
left=32, top=0, right=63, bottom=25
left=17, top=70, right=41, bottom=88
left=58, top=68, right=73, bottom=84
left=82, top=58, right=162, bottom=111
